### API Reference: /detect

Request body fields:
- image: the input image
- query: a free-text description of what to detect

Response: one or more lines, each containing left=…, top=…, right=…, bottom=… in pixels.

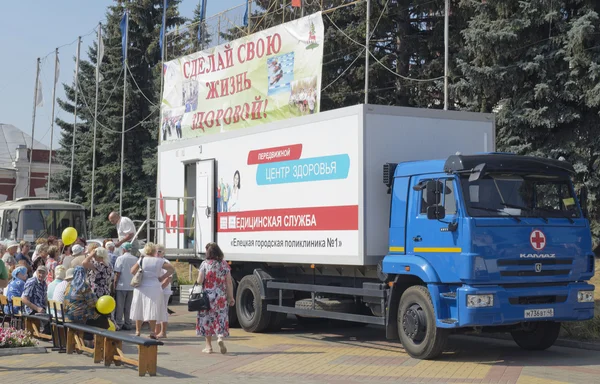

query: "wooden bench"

left=22, top=313, right=53, bottom=341
left=63, top=322, right=164, bottom=377
left=0, top=294, right=11, bottom=326
left=9, top=296, right=24, bottom=329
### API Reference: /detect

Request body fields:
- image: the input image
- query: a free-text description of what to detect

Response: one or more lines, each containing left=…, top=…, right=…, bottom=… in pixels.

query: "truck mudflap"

left=438, top=282, right=595, bottom=328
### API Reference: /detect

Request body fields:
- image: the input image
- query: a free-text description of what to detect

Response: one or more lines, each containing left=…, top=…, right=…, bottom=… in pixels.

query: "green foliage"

left=455, top=0, right=600, bottom=247
left=54, top=0, right=186, bottom=238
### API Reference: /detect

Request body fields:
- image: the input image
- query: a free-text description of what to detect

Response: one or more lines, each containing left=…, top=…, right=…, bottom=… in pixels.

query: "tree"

left=455, top=0, right=600, bottom=246
left=237, top=0, right=465, bottom=109
left=54, top=0, right=186, bottom=238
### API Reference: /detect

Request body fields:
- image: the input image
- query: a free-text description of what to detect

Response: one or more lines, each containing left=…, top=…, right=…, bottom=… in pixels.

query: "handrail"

left=144, top=196, right=202, bottom=259
left=132, top=219, right=148, bottom=242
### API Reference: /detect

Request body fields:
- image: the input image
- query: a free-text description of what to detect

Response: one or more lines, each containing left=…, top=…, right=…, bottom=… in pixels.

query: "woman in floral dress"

left=82, top=247, right=114, bottom=298
left=196, top=242, right=235, bottom=354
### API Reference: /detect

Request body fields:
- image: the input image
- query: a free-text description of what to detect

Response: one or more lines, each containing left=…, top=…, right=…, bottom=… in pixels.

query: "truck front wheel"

left=236, top=275, right=272, bottom=333
left=510, top=322, right=561, bottom=351
left=398, top=286, right=448, bottom=359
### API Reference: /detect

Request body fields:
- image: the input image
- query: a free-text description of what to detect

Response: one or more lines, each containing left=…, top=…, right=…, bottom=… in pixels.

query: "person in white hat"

left=47, top=265, right=66, bottom=300
left=2, top=240, right=19, bottom=271
left=64, top=244, right=84, bottom=270
left=51, top=268, right=75, bottom=318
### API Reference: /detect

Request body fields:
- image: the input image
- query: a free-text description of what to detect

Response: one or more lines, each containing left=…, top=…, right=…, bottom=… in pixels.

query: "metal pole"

left=47, top=48, right=59, bottom=198
left=91, top=23, right=101, bottom=237
left=120, top=13, right=129, bottom=216
left=248, top=0, right=252, bottom=35
left=301, top=0, right=304, bottom=17
left=28, top=58, right=41, bottom=197
left=282, top=0, right=285, bottom=23
left=159, top=5, right=166, bottom=144
left=217, top=17, right=221, bottom=45
left=444, top=0, right=449, bottom=110
left=69, top=37, right=82, bottom=202
left=364, top=0, right=370, bottom=104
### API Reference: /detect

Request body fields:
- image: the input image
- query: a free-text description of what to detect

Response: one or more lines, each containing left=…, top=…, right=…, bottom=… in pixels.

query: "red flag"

left=292, top=0, right=301, bottom=7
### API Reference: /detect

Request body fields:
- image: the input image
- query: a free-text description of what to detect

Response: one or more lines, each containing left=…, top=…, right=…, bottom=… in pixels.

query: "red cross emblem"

left=530, top=229, right=546, bottom=251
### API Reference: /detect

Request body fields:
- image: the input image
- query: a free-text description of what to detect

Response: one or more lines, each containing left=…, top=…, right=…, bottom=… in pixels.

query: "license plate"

left=524, top=308, right=554, bottom=319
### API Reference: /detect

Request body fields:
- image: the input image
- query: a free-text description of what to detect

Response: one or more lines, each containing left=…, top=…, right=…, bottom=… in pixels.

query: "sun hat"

left=71, top=244, right=85, bottom=256
left=65, top=268, right=75, bottom=281
left=54, top=265, right=67, bottom=280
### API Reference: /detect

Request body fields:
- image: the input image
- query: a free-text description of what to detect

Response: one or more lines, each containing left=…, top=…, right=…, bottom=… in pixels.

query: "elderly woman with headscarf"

left=82, top=246, right=114, bottom=298
left=63, top=266, right=110, bottom=345
left=3, top=266, right=27, bottom=314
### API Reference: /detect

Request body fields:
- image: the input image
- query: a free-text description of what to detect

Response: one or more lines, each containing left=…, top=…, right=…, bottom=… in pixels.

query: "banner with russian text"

left=160, top=12, right=324, bottom=143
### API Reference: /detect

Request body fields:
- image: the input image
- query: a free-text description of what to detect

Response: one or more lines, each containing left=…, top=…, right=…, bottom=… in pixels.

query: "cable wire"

left=126, top=63, right=157, bottom=107
left=322, top=49, right=365, bottom=91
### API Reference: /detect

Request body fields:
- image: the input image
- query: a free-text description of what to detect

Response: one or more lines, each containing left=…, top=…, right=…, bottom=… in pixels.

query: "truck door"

left=407, top=175, right=461, bottom=257
left=195, top=159, right=216, bottom=254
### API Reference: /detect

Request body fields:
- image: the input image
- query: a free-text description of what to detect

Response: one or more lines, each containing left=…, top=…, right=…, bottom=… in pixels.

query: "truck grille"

left=497, top=258, right=572, bottom=277
left=508, top=295, right=568, bottom=305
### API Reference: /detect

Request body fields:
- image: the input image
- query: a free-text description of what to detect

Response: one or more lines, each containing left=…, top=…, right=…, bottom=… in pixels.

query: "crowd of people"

left=0, top=212, right=235, bottom=354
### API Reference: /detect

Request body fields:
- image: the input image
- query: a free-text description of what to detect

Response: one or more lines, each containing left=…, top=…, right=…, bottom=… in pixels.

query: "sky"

left=0, top=0, right=243, bottom=150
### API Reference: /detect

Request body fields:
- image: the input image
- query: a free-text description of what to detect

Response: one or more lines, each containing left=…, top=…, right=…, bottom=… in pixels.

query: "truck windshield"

left=460, top=174, right=580, bottom=219
left=18, top=209, right=86, bottom=242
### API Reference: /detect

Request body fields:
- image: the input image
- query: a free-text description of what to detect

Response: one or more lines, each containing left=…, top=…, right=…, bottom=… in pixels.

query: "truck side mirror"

left=427, top=205, right=446, bottom=220
left=578, top=186, right=589, bottom=218
left=425, top=180, right=443, bottom=205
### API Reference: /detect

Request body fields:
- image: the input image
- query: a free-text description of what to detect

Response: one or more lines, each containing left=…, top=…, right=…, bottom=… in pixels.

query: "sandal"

left=218, top=339, right=227, bottom=354
left=202, top=348, right=213, bottom=354
left=149, top=333, right=157, bottom=339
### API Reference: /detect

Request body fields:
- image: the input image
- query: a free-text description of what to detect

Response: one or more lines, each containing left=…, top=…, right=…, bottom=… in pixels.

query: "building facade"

left=0, top=124, right=66, bottom=202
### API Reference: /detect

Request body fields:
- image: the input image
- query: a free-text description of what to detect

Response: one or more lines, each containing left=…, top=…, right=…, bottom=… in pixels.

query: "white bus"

left=0, top=198, right=87, bottom=243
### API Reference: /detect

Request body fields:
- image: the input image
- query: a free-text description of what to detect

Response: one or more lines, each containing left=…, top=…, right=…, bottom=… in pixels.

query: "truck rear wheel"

left=510, top=322, right=561, bottom=351
left=398, top=286, right=448, bottom=359
left=236, top=275, right=271, bottom=333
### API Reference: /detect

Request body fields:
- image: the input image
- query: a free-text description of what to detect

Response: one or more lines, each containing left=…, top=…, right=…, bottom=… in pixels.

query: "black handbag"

left=188, top=271, right=210, bottom=312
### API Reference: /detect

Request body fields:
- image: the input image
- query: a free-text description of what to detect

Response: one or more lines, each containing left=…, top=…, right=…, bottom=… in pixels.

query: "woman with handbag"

left=129, top=243, right=174, bottom=338
left=195, top=242, right=235, bottom=354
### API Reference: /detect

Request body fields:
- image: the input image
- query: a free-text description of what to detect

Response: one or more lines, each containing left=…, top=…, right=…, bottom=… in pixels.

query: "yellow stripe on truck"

left=389, top=246, right=405, bottom=252
left=414, top=247, right=462, bottom=253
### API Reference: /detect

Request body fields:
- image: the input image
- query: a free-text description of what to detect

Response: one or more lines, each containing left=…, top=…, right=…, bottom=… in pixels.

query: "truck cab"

left=382, top=153, right=595, bottom=359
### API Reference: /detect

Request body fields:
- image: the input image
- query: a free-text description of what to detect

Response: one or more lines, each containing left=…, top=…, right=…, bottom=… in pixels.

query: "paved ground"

left=1, top=304, right=599, bottom=384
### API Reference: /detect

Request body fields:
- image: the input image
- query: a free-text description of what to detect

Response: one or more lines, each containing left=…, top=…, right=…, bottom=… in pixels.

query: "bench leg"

left=138, top=345, right=158, bottom=377
left=104, top=339, right=122, bottom=367
left=94, top=335, right=105, bottom=364
left=66, top=329, right=76, bottom=354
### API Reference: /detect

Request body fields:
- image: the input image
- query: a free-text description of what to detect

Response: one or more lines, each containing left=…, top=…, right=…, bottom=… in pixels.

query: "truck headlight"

left=577, top=291, right=594, bottom=303
left=467, top=294, right=494, bottom=308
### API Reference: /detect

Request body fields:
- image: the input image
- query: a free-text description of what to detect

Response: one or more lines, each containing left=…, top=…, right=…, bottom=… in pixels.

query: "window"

left=444, top=180, right=457, bottom=215
left=17, top=209, right=86, bottom=241
left=460, top=174, right=580, bottom=219
left=419, top=179, right=458, bottom=216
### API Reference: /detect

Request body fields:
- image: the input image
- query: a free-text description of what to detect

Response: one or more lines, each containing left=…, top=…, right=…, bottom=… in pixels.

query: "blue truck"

left=156, top=105, right=595, bottom=359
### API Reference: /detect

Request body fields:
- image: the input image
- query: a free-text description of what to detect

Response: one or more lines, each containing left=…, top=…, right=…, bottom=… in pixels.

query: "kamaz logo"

left=520, top=253, right=556, bottom=258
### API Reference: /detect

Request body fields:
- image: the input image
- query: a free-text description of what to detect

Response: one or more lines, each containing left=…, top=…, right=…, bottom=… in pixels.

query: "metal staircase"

left=134, top=196, right=201, bottom=261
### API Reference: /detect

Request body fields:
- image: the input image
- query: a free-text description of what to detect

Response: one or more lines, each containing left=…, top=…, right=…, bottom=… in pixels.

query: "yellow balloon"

left=107, top=319, right=116, bottom=331
left=61, top=227, right=78, bottom=246
left=96, top=295, right=116, bottom=315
